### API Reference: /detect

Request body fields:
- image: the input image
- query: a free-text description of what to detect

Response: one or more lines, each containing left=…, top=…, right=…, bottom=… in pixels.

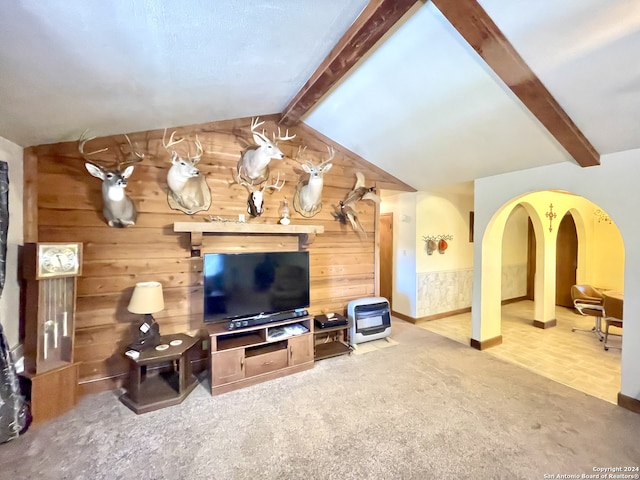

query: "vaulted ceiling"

left=1, top=0, right=638, bottom=194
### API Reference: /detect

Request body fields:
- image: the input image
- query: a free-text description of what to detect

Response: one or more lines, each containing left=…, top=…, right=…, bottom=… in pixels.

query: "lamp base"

left=128, top=315, right=161, bottom=352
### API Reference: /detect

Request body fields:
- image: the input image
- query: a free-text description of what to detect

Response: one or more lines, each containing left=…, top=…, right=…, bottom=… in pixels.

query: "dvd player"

left=226, top=309, right=309, bottom=331
left=315, top=313, right=348, bottom=329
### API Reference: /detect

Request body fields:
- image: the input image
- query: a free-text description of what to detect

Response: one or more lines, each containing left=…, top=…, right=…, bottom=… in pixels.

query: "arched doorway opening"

left=476, top=190, right=624, bottom=403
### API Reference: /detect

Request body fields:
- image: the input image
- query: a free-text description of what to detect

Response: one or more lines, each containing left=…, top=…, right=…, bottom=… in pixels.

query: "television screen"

left=203, top=251, right=310, bottom=323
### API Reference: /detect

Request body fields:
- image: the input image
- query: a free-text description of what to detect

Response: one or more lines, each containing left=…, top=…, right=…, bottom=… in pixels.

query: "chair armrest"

left=574, top=302, right=604, bottom=311
left=574, top=297, right=602, bottom=305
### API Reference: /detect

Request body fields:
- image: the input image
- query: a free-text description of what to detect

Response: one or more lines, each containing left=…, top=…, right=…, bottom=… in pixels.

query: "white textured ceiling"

left=0, top=0, right=368, bottom=145
left=1, top=0, right=638, bottom=194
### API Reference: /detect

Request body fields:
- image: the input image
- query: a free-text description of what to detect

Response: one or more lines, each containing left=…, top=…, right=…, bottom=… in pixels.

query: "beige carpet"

left=350, top=336, right=398, bottom=355
left=1, top=319, right=639, bottom=479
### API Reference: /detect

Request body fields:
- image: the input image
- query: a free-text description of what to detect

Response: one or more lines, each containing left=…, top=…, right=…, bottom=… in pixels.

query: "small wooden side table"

left=120, top=333, right=199, bottom=414
left=313, top=322, right=352, bottom=361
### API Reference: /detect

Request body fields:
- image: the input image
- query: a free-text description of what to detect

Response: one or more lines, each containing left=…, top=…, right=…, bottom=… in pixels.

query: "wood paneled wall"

left=26, top=115, right=412, bottom=393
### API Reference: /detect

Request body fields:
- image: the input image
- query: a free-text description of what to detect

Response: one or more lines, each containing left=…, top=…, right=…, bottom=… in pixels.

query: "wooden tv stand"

left=207, top=316, right=314, bottom=395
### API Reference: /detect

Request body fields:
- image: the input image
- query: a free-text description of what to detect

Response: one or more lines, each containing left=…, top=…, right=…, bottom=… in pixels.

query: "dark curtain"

left=0, top=161, right=30, bottom=442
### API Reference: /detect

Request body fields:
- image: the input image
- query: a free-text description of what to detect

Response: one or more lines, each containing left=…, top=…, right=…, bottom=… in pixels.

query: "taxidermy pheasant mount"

left=342, top=172, right=380, bottom=206
left=332, top=172, right=380, bottom=239
left=332, top=201, right=367, bottom=239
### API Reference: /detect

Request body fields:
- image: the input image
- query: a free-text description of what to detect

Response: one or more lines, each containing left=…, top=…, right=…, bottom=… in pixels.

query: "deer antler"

left=296, top=145, right=334, bottom=168
left=261, top=172, right=285, bottom=192
left=163, top=129, right=202, bottom=163
left=319, top=145, right=335, bottom=167
left=79, top=130, right=143, bottom=170
left=79, top=130, right=108, bottom=158
left=189, top=136, right=203, bottom=165
left=294, top=145, right=312, bottom=168
left=163, top=129, right=185, bottom=151
left=117, top=134, right=145, bottom=169
left=272, top=126, right=296, bottom=143
left=250, top=117, right=270, bottom=143
left=233, top=166, right=257, bottom=192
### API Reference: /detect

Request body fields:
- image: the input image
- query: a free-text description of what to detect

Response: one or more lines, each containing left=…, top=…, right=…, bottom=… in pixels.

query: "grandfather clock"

left=20, top=242, right=83, bottom=424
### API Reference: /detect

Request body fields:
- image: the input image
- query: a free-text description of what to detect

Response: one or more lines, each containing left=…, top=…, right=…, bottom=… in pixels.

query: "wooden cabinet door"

left=288, top=334, right=313, bottom=366
left=211, top=349, right=244, bottom=386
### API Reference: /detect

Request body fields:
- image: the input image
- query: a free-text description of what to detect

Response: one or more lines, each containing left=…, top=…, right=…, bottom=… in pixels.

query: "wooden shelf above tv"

left=174, top=221, right=325, bottom=256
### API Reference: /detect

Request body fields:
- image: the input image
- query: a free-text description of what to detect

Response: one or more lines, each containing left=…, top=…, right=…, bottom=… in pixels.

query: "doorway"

left=379, top=213, right=393, bottom=306
left=526, top=218, right=535, bottom=300
left=556, top=214, right=578, bottom=308
left=526, top=213, right=578, bottom=307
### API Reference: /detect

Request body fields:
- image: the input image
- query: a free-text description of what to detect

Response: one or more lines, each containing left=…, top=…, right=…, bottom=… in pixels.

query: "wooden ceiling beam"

left=279, top=0, right=418, bottom=127
left=431, top=0, right=600, bottom=167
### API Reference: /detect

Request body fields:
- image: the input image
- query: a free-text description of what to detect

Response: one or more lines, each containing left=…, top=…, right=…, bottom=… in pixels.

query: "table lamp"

left=127, top=281, right=164, bottom=351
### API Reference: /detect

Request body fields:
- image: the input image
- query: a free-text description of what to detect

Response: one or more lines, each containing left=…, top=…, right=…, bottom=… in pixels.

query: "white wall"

left=416, top=191, right=474, bottom=317
left=415, top=191, right=474, bottom=272
left=381, top=192, right=417, bottom=317
left=0, top=136, right=24, bottom=349
left=381, top=190, right=474, bottom=318
left=474, top=149, right=640, bottom=401
left=592, top=215, right=624, bottom=291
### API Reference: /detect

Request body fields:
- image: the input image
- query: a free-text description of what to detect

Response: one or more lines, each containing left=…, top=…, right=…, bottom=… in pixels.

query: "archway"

left=473, top=190, right=624, bottom=402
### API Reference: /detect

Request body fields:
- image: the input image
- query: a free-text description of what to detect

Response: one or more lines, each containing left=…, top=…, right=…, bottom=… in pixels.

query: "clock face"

left=38, top=244, right=81, bottom=278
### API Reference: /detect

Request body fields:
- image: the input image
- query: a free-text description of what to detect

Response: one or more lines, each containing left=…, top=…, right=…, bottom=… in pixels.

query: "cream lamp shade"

left=127, top=281, right=164, bottom=314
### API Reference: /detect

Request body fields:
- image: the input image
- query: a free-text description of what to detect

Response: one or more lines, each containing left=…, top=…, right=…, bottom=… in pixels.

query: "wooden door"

left=379, top=213, right=393, bottom=306
left=556, top=214, right=578, bottom=307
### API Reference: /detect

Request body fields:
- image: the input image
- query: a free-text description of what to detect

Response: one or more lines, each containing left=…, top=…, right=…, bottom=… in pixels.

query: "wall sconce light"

left=127, top=281, right=164, bottom=351
left=279, top=197, right=291, bottom=225
left=594, top=209, right=612, bottom=224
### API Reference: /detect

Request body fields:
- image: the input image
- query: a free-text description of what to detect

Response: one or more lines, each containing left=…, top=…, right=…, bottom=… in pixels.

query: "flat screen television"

left=203, top=251, right=310, bottom=323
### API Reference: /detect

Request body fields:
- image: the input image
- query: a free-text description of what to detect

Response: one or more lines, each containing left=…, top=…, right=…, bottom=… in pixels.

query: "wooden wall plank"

left=30, top=116, right=405, bottom=390
left=23, top=148, right=39, bottom=242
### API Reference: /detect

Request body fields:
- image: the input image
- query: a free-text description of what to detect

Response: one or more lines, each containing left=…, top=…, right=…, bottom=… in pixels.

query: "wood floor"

left=417, top=300, right=622, bottom=404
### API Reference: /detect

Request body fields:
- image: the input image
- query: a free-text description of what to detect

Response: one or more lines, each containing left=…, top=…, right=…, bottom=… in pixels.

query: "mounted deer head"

left=293, top=145, right=334, bottom=217
left=163, top=129, right=211, bottom=215
left=238, top=117, right=295, bottom=183
left=80, top=131, right=143, bottom=228
left=234, top=167, right=285, bottom=217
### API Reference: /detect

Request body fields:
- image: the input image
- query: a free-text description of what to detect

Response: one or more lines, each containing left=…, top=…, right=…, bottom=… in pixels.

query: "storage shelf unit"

left=313, top=323, right=352, bottom=361
left=207, top=316, right=314, bottom=395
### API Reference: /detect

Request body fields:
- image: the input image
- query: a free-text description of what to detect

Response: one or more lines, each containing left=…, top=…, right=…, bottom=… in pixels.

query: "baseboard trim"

left=533, top=319, right=557, bottom=329
left=502, top=296, right=527, bottom=305
left=470, top=335, right=503, bottom=350
left=394, top=298, right=526, bottom=325
left=391, top=310, right=416, bottom=323
left=617, top=392, right=640, bottom=414
left=78, top=373, right=127, bottom=396
left=394, top=307, right=472, bottom=325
